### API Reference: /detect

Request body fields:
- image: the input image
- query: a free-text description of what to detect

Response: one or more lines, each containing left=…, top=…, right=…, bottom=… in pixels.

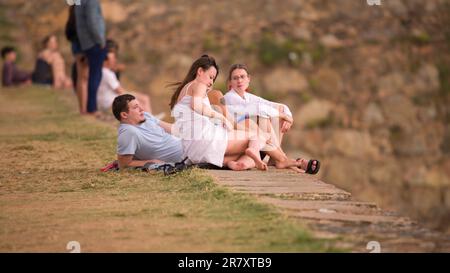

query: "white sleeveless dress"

left=172, top=84, right=228, bottom=167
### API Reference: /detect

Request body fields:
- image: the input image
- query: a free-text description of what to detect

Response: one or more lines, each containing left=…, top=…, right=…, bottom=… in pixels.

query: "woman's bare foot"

left=227, top=160, right=247, bottom=171
left=245, top=148, right=268, bottom=171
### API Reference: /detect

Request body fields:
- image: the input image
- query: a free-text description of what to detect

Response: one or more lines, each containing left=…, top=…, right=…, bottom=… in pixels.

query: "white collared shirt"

left=223, top=89, right=292, bottom=120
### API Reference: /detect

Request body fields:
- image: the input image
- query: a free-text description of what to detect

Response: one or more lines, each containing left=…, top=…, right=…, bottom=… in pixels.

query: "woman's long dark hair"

left=169, top=55, right=219, bottom=109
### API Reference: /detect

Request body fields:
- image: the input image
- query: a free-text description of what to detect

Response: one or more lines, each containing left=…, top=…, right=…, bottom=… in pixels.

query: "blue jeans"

left=84, top=44, right=106, bottom=113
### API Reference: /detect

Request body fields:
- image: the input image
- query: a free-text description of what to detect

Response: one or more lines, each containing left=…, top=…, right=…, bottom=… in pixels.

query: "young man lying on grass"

left=112, top=94, right=184, bottom=169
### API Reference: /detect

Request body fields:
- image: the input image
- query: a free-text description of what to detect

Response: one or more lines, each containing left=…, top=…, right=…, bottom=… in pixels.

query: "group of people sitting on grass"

left=1, top=35, right=72, bottom=89
left=111, top=55, right=320, bottom=174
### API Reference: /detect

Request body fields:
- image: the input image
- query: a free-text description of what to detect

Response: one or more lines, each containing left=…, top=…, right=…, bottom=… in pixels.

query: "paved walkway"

left=208, top=168, right=450, bottom=252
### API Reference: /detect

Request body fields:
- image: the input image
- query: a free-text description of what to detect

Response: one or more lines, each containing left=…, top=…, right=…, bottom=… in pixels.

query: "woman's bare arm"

left=190, top=83, right=233, bottom=130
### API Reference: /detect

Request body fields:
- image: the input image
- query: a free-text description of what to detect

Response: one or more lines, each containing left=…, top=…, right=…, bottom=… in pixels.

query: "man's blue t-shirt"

left=117, top=113, right=183, bottom=163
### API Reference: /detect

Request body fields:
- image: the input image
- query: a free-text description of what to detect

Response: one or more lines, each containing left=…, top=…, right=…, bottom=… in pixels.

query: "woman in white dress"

left=170, top=55, right=310, bottom=172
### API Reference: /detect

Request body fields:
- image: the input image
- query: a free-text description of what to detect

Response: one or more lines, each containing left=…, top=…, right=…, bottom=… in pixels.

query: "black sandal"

left=297, top=158, right=320, bottom=175
left=142, top=157, right=191, bottom=176
left=164, top=157, right=190, bottom=175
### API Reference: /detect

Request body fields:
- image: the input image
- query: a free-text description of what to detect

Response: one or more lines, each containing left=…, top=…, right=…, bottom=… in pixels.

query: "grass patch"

left=410, top=31, right=431, bottom=45
left=305, top=115, right=334, bottom=129
left=257, top=32, right=326, bottom=67
left=203, top=33, right=222, bottom=53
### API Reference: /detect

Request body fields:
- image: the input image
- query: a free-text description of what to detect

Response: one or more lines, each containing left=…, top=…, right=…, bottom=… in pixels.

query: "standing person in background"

left=75, top=0, right=106, bottom=115
left=66, top=5, right=89, bottom=114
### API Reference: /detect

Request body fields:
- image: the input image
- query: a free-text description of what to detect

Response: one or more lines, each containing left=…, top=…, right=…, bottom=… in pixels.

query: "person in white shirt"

left=223, top=63, right=293, bottom=147
left=97, top=50, right=151, bottom=112
left=221, top=64, right=319, bottom=174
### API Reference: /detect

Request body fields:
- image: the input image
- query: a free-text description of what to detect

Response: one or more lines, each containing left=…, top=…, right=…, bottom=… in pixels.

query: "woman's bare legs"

left=51, top=53, right=72, bottom=89
left=224, top=147, right=249, bottom=171
left=224, top=136, right=303, bottom=172
left=225, top=131, right=268, bottom=171
left=258, top=118, right=318, bottom=172
left=258, top=117, right=282, bottom=146
left=265, top=146, right=305, bottom=170
left=244, top=150, right=267, bottom=170
left=223, top=114, right=310, bottom=172
left=234, top=121, right=306, bottom=170
left=221, top=128, right=307, bottom=172
left=227, top=155, right=255, bottom=171
left=224, top=153, right=255, bottom=171
left=236, top=117, right=280, bottom=148
left=226, top=119, right=304, bottom=171
left=237, top=116, right=287, bottom=166
left=225, top=139, right=267, bottom=171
